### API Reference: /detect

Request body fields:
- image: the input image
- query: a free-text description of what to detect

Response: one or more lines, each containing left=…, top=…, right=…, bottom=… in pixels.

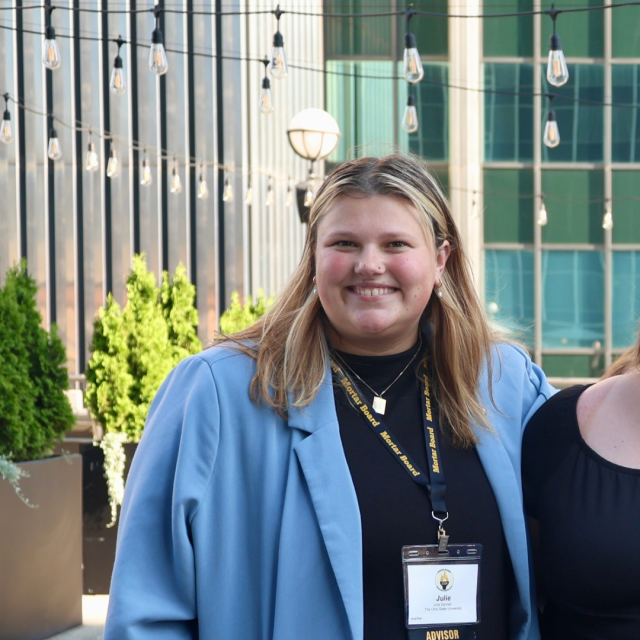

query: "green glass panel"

left=431, top=165, right=449, bottom=198
left=541, top=170, right=604, bottom=244
left=398, top=63, right=449, bottom=161
left=612, top=3, right=640, bottom=57
left=612, top=172, right=640, bottom=243
left=541, top=64, right=604, bottom=163
left=485, top=250, right=534, bottom=347
left=397, top=0, right=448, bottom=57
left=542, top=354, right=604, bottom=378
left=326, top=61, right=395, bottom=163
left=612, top=252, right=640, bottom=348
left=612, top=66, right=640, bottom=163
left=539, top=0, right=604, bottom=58
left=324, top=0, right=392, bottom=57
left=542, top=250, right=605, bottom=348
left=483, top=0, right=533, bottom=57
left=484, top=169, right=534, bottom=243
left=484, top=64, right=534, bottom=162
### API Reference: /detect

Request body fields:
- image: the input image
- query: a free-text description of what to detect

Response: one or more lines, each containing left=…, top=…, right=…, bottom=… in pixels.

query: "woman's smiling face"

left=315, top=194, right=450, bottom=355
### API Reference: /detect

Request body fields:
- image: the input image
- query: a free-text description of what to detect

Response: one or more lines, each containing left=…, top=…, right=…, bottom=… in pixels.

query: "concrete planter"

left=0, top=454, right=83, bottom=640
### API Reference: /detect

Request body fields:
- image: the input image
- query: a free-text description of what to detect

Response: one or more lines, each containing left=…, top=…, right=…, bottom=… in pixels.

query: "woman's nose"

left=354, top=247, right=384, bottom=275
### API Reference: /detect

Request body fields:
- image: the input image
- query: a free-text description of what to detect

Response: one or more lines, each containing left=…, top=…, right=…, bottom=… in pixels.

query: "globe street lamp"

left=287, top=108, right=340, bottom=222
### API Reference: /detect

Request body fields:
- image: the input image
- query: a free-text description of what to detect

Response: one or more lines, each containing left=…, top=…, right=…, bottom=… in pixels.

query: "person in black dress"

left=522, top=326, right=640, bottom=639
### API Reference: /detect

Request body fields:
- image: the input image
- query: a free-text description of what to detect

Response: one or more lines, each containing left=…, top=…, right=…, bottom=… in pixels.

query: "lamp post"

left=287, top=108, right=340, bottom=222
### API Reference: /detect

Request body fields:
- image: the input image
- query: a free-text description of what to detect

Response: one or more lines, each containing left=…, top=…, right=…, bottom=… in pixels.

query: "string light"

left=149, top=6, right=168, bottom=76
left=470, top=192, right=478, bottom=219
left=402, top=93, right=419, bottom=133
left=259, top=58, right=274, bottom=114
left=140, top=149, right=152, bottom=185
left=42, top=4, right=61, bottom=70
left=304, top=168, right=315, bottom=207
left=0, top=93, right=12, bottom=144
left=222, top=173, right=233, bottom=201
left=268, top=5, right=288, bottom=79
left=546, top=5, right=569, bottom=88
left=537, top=199, right=548, bottom=226
left=110, top=36, right=126, bottom=95
left=244, top=183, right=254, bottom=205
left=170, top=158, right=182, bottom=194
left=543, top=102, right=560, bottom=148
left=265, top=177, right=274, bottom=206
left=402, top=8, right=424, bottom=83
left=47, top=127, right=61, bottom=160
left=85, top=131, right=99, bottom=171
left=602, top=203, right=613, bottom=230
left=198, top=165, right=208, bottom=199
left=106, top=145, right=119, bottom=178
left=286, top=178, right=294, bottom=207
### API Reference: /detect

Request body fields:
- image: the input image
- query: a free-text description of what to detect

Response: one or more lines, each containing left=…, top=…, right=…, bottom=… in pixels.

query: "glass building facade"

left=324, top=0, right=640, bottom=378
left=483, top=0, right=640, bottom=377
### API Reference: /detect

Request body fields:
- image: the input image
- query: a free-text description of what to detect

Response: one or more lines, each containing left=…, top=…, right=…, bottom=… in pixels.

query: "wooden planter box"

left=0, top=455, right=83, bottom=640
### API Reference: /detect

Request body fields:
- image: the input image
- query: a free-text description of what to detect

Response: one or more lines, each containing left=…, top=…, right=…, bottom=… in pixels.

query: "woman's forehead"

left=316, top=193, right=432, bottom=235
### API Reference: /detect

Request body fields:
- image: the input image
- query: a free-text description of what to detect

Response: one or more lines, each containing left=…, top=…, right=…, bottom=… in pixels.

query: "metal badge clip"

left=432, top=511, right=449, bottom=552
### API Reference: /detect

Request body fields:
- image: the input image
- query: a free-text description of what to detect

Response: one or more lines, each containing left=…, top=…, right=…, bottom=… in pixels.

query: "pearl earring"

left=312, top=276, right=317, bottom=296
left=435, top=281, right=443, bottom=298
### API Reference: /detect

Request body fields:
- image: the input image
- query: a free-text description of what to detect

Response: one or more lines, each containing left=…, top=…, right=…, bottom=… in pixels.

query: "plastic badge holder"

left=403, top=543, right=482, bottom=636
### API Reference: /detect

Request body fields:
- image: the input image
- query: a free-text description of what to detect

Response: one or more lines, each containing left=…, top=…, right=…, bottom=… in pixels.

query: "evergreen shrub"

left=85, top=254, right=201, bottom=524
left=0, top=261, right=74, bottom=463
left=219, top=289, right=274, bottom=334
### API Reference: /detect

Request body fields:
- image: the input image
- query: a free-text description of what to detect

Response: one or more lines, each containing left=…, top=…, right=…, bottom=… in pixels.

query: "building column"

left=448, top=0, right=483, bottom=292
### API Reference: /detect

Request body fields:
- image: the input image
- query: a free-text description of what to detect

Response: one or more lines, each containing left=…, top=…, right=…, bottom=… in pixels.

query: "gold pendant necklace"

left=331, top=335, right=423, bottom=415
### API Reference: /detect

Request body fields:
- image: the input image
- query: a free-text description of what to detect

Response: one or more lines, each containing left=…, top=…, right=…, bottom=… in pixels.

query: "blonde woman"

left=105, top=155, right=553, bottom=640
left=523, top=325, right=640, bottom=639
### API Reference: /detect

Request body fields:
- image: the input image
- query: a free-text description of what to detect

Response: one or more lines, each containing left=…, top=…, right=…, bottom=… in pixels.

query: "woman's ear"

left=436, top=240, right=451, bottom=277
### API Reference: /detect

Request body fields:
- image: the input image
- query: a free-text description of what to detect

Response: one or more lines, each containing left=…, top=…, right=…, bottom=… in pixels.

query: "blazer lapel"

left=288, top=367, right=363, bottom=640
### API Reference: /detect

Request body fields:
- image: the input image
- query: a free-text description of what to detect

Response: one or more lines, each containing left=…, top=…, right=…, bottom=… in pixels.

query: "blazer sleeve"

left=104, top=355, right=221, bottom=640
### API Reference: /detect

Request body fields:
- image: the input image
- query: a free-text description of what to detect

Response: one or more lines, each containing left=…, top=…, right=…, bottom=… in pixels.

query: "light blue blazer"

left=104, top=342, right=554, bottom=640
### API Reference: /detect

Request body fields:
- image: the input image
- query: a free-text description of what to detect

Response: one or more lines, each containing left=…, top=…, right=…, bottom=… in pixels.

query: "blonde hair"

left=601, top=321, right=640, bottom=379
left=214, top=155, right=496, bottom=446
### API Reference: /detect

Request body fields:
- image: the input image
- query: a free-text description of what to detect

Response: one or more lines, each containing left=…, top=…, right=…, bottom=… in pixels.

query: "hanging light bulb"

left=268, top=6, right=288, bottom=79
left=265, top=178, right=274, bottom=206
left=286, top=179, right=294, bottom=207
left=0, top=93, right=12, bottom=144
left=47, top=127, right=62, bottom=160
left=602, top=204, right=613, bottom=230
left=402, top=94, right=419, bottom=133
left=140, top=150, right=153, bottom=186
left=304, top=168, right=316, bottom=207
left=85, top=135, right=99, bottom=172
left=470, top=192, right=479, bottom=219
left=106, top=146, right=119, bottom=178
left=546, top=6, right=569, bottom=87
left=304, top=185, right=314, bottom=208
left=537, top=200, right=548, bottom=226
left=198, top=167, right=209, bottom=200
left=149, top=8, right=168, bottom=76
left=244, top=183, right=254, bottom=205
left=543, top=109, right=560, bottom=148
left=110, top=36, right=126, bottom=95
left=222, top=175, right=233, bottom=202
left=259, top=58, right=274, bottom=114
left=403, top=10, right=424, bottom=83
left=43, top=25, right=62, bottom=70
left=171, top=159, right=182, bottom=194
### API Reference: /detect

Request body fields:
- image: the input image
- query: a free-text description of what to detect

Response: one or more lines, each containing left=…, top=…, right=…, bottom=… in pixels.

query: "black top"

left=522, top=385, right=640, bottom=640
left=332, top=344, right=513, bottom=640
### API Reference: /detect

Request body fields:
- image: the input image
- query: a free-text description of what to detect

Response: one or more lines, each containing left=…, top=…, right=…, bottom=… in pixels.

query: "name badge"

left=403, top=544, right=482, bottom=638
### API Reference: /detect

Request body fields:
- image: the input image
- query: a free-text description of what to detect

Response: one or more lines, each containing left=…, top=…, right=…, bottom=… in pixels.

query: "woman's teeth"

left=353, top=287, right=395, bottom=296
